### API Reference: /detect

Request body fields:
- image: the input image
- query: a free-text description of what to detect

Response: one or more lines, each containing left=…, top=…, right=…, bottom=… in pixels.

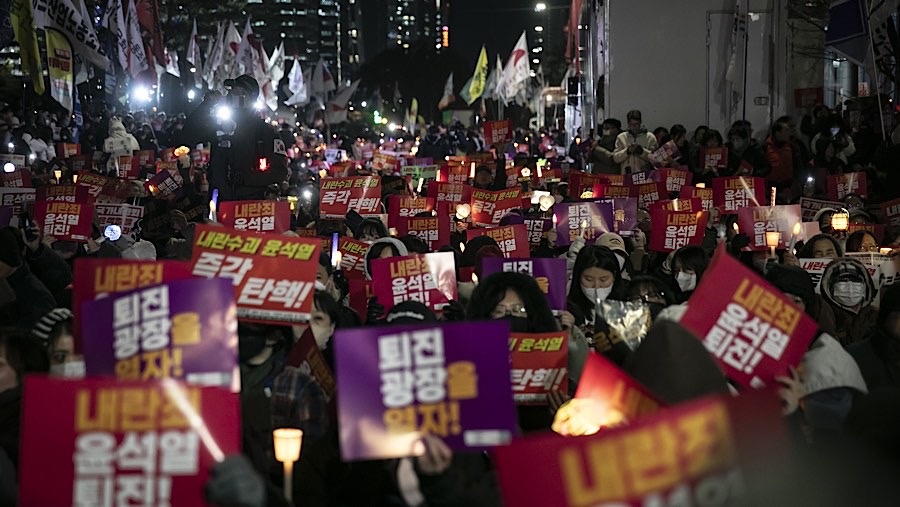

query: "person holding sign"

left=612, top=110, right=657, bottom=174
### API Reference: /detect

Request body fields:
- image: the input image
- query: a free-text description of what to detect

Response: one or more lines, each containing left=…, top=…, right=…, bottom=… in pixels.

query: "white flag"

left=33, top=0, right=109, bottom=69
left=102, top=0, right=128, bottom=73
left=325, top=80, right=359, bottom=124
left=125, top=0, right=148, bottom=77
left=482, top=55, right=501, bottom=100
left=498, top=31, right=529, bottom=104
left=268, top=42, right=285, bottom=84
left=186, top=19, right=203, bottom=88
left=205, top=21, right=224, bottom=87
left=236, top=19, right=256, bottom=75
left=310, top=58, right=336, bottom=97
left=438, top=72, right=455, bottom=110
left=220, top=21, right=242, bottom=82
left=164, top=47, right=180, bottom=77
left=285, top=61, right=309, bottom=106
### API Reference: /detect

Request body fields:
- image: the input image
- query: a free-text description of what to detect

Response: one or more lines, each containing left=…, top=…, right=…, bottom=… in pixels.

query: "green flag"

left=460, top=46, right=488, bottom=105
left=11, top=0, right=44, bottom=95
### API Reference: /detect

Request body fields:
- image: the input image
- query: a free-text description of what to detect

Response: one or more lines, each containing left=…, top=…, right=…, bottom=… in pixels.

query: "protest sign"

left=134, top=149, right=154, bottom=168
left=626, top=170, right=659, bottom=187
left=847, top=223, right=885, bottom=243
left=827, top=171, right=867, bottom=200
left=595, top=197, right=638, bottom=237
left=388, top=195, right=435, bottom=227
left=401, top=164, right=440, bottom=183
left=659, top=167, right=693, bottom=193
left=440, top=164, right=471, bottom=186
left=648, top=209, right=709, bottom=252
left=145, top=170, right=183, bottom=201
left=712, top=176, right=765, bottom=213
left=524, top=217, right=552, bottom=247
left=701, top=146, right=729, bottom=170
left=569, top=172, right=611, bottom=198
left=81, top=277, right=239, bottom=389
left=19, top=377, right=241, bottom=507
left=799, top=255, right=885, bottom=293
left=484, top=120, right=513, bottom=144
left=397, top=214, right=451, bottom=252
left=0, top=167, right=32, bottom=188
left=798, top=258, right=831, bottom=293
left=470, top=188, right=521, bottom=226
left=799, top=197, right=844, bottom=222
left=647, top=140, right=682, bottom=168
left=70, top=153, right=92, bottom=173
left=467, top=224, right=530, bottom=258
left=648, top=197, right=703, bottom=213
left=36, top=184, right=89, bottom=203
left=680, top=247, right=818, bottom=389
left=319, top=176, right=382, bottom=218
left=482, top=258, right=567, bottom=312
left=574, top=353, right=663, bottom=423
left=218, top=200, right=291, bottom=233
left=348, top=279, right=374, bottom=320
left=33, top=200, right=92, bottom=241
left=493, top=391, right=785, bottom=507
left=736, top=205, right=802, bottom=251
left=881, top=198, right=900, bottom=227
left=591, top=183, right=633, bottom=200
left=429, top=181, right=473, bottom=209
left=0, top=153, right=26, bottom=170
left=335, top=320, right=516, bottom=460
left=371, top=252, right=457, bottom=312
left=634, top=181, right=666, bottom=208
left=679, top=185, right=714, bottom=211
left=553, top=201, right=614, bottom=246
left=286, top=328, right=336, bottom=404
left=0, top=187, right=35, bottom=214
left=95, top=202, right=144, bottom=237
left=76, top=172, right=112, bottom=199
left=372, top=152, right=401, bottom=173
left=336, top=237, right=370, bottom=279
left=191, top=225, right=320, bottom=324
left=508, top=331, right=568, bottom=404
left=115, top=154, right=136, bottom=179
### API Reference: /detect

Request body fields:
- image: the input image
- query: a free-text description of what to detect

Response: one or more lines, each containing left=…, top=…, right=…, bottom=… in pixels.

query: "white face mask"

left=311, top=323, right=334, bottom=350
left=616, top=254, right=626, bottom=271
left=50, top=360, right=85, bottom=378
left=676, top=272, right=697, bottom=292
left=581, top=285, right=613, bottom=303
left=554, top=194, right=563, bottom=204
left=832, top=281, right=866, bottom=307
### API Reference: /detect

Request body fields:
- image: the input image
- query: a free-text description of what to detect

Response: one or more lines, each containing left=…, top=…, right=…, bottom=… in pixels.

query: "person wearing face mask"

left=625, top=275, right=676, bottom=323
left=671, top=245, right=709, bottom=303
left=820, top=258, right=877, bottom=346
left=30, top=308, right=85, bottom=378
left=567, top=246, right=627, bottom=334
left=810, top=114, right=855, bottom=165
left=848, top=284, right=900, bottom=390
left=725, top=125, right=769, bottom=178
left=612, top=110, right=658, bottom=174
left=363, top=237, right=409, bottom=323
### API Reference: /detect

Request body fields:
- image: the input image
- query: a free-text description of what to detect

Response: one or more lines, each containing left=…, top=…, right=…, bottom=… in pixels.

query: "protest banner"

left=388, top=195, right=435, bottom=227
left=847, top=223, right=885, bottom=243
left=680, top=246, right=818, bottom=389
left=634, top=181, right=666, bottom=208
left=569, top=172, right=612, bottom=198
left=0, top=153, right=26, bottom=169
left=371, top=252, right=457, bottom=312
left=880, top=198, right=900, bottom=227
left=701, top=146, right=729, bottom=170
left=508, top=331, right=568, bottom=404
left=95, top=202, right=144, bottom=236
left=712, top=176, right=765, bottom=213
left=81, top=277, right=239, bottom=389
left=319, top=176, right=382, bottom=218
left=372, top=152, right=401, bottom=173
left=659, top=167, right=693, bottom=193
left=145, top=169, right=183, bottom=201
left=191, top=225, right=320, bottom=324
left=524, top=217, right=552, bottom=247
left=0, top=166, right=32, bottom=188
left=647, top=140, right=682, bottom=168
left=484, top=119, right=513, bottom=144
left=467, top=224, right=530, bottom=258
left=553, top=201, right=614, bottom=247
left=36, top=184, right=89, bottom=203
left=626, top=170, right=659, bottom=187
left=591, top=183, right=633, bottom=200
left=798, top=197, right=844, bottom=222
left=429, top=181, right=473, bottom=209
left=595, top=197, right=638, bottom=237
left=482, top=258, right=567, bottom=312
left=679, top=185, right=714, bottom=211
left=33, top=200, right=92, bottom=241
left=470, top=187, right=521, bottom=226
left=348, top=279, right=374, bottom=320
left=76, top=172, right=113, bottom=199
left=648, top=209, right=709, bottom=252
left=19, top=377, right=241, bottom=507
left=799, top=255, right=886, bottom=293
left=736, top=205, right=802, bottom=251
left=286, top=328, right=336, bottom=405
left=648, top=197, right=703, bottom=213
left=493, top=391, right=786, bottom=507
left=401, top=164, right=440, bottom=183
left=218, top=200, right=291, bottom=234
left=0, top=187, right=35, bottom=214
left=827, top=171, right=867, bottom=200
left=397, top=214, right=451, bottom=252
left=335, top=320, right=516, bottom=460
left=336, top=237, right=370, bottom=279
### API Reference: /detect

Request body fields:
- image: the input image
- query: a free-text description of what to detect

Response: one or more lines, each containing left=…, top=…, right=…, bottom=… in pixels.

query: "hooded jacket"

left=820, top=258, right=877, bottom=346
left=803, top=334, right=868, bottom=396
left=103, top=118, right=140, bottom=172
left=613, top=129, right=658, bottom=175
left=363, top=237, right=409, bottom=280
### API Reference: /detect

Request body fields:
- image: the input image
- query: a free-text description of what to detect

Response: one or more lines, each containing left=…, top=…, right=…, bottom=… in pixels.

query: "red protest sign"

left=76, top=172, right=113, bottom=200
left=467, top=224, right=530, bottom=258
left=19, top=377, right=241, bottom=507
left=0, top=167, right=32, bottom=188
left=319, top=176, right=382, bottom=218
left=286, top=328, right=336, bottom=405
left=33, top=200, right=92, bottom=241
left=397, top=214, right=451, bottom=252
left=145, top=169, right=183, bottom=201
left=470, top=187, right=521, bottom=226
left=36, top=184, right=89, bottom=203
left=336, top=237, right=370, bottom=279
left=372, top=152, right=400, bottom=173
left=218, top=200, right=291, bottom=234
left=509, top=331, right=568, bottom=405
left=648, top=197, right=703, bottom=213
left=95, top=202, right=144, bottom=236
left=574, top=353, right=664, bottom=425
left=679, top=185, right=714, bottom=211
left=880, top=198, right=900, bottom=227
left=736, top=205, right=802, bottom=251
left=429, top=181, right=473, bottom=209
left=55, top=142, right=81, bottom=159
left=659, top=167, right=693, bottom=193
left=484, top=119, right=512, bottom=145
left=370, top=252, right=458, bottom=313
left=634, top=181, right=666, bottom=208
left=191, top=225, right=320, bottom=324
left=799, top=197, right=844, bottom=222
left=115, top=154, right=136, bottom=178
left=387, top=195, right=435, bottom=227
left=568, top=171, right=611, bottom=198
left=847, top=223, right=885, bottom=243
left=826, top=171, right=867, bottom=200
left=712, top=176, right=765, bottom=213
left=134, top=149, right=155, bottom=167
left=493, top=391, right=786, bottom=507
left=649, top=209, right=709, bottom=252
left=680, top=246, right=818, bottom=389
left=701, top=146, right=729, bottom=170
left=591, top=183, right=633, bottom=199
left=348, top=278, right=374, bottom=320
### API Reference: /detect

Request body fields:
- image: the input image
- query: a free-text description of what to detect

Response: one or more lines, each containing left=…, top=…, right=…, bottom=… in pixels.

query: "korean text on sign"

left=467, top=224, right=528, bottom=258
left=508, top=332, right=568, bottom=404
left=649, top=209, right=708, bottom=252
left=35, top=200, right=92, bottom=241
left=319, top=176, right=382, bottom=218
left=713, top=176, right=764, bottom=213
left=219, top=200, right=291, bottom=233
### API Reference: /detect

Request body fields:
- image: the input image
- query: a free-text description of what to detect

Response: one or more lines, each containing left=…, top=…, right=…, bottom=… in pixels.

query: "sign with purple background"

left=81, top=277, right=239, bottom=391
left=481, top=258, right=567, bottom=312
left=595, top=197, right=637, bottom=237
left=553, top=201, right=614, bottom=246
left=335, top=320, right=517, bottom=461
left=523, top=217, right=552, bottom=247
left=0, top=206, right=11, bottom=227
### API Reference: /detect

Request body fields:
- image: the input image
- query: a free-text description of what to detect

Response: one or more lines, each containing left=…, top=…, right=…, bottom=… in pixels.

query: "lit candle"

left=696, top=183, right=706, bottom=189
left=273, top=429, right=303, bottom=503
left=53, top=169, right=62, bottom=183
left=332, top=250, right=342, bottom=269
left=417, top=177, right=424, bottom=194
left=673, top=198, right=679, bottom=212
left=788, top=222, right=802, bottom=252
left=537, top=161, right=543, bottom=178
left=580, top=219, right=588, bottom=239
left=72, top=173, right=78, bottom=184
left=472, top=272, right=478, bottom=284
left=770, top=187, right=776, bottom=208
left=469, top=162, right=476, bottom=179
left=766, top=231, right=781, bottom=258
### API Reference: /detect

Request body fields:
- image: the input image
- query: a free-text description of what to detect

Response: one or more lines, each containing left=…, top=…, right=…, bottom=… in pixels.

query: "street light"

left=535, top=2, right=546, bottom=11
left=534, top=25, right=544, bottom=32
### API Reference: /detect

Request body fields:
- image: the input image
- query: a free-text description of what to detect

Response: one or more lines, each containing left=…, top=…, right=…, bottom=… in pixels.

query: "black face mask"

left=647, top=302, right=666, bottom=321
left=238, top=334, right=269, bottom=362
left=500, top=315, right=531, bottom=333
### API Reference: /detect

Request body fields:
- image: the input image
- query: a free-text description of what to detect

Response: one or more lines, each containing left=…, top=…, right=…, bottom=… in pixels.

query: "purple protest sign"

left=0, top=206, right=11, bottom=227
left=481, top=258, right=567, bottom=312
left=523, top=217, right=552, bottom=247
left=335, top=320, right=517, bottom=461
left=81, top=277, right=239, bottom=390
left=553, top=201, right=614, bottom=246
left=595, top=197, right=637, bottom=237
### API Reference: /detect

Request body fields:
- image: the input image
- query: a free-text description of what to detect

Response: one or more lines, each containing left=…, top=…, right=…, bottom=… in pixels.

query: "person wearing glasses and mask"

left=567, top=246, right=628, bottom=335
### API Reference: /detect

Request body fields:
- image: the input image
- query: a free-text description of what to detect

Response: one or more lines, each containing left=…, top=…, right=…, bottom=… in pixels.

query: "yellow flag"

left=45, top=29, right=74, bottom=113
left=11, top=0, right=44, bottom=95
left=465, top=46, right=489, bottom=105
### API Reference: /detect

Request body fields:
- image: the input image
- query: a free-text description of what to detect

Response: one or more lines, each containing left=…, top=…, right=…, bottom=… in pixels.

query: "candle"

left=537, top=161, right=543, bottom=178
left=417, top=177, right=424, bottom=194
left=471, top=272, right=478, bottom=284
left=788, top=222, right=802, bottom=252
left=332, top=250, right=342, bottom=269
left=580, top=219, right=588, bottom=239
left=770, top=187, right=777, bottom=208
left=53, top=169, right=62, bottom=182
left=469, top=162, right=476, bottom=179
left=673, top=198, right=679, bottom=212
left=273, top=429, right=303, bottom=503
left=766, top=231, right=781, bottom=258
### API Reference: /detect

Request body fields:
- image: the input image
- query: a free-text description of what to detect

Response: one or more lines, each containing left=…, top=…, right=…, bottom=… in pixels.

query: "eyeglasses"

left=860, top=244, right=879, bottom=252
left=628, top=292, right=665, bottom=305
left=491, top=304, right=528, bottom=319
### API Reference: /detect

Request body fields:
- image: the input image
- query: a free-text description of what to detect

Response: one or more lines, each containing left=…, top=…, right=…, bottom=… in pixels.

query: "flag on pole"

left=438, top=72, right=455, bottom=110
left=498, top=31, right=530, bottom=104
left=136, top=0, right=164, bottom=64
left=33, top=0, right=108, bottom=69
left=268, top=42, right=285, bottom=84
left=285, top=58, right=309, bottom=106
left=219, top=21, right=242, bottom=83
left=205, top=21, right=224, bottom=87
left=11, top=0, right=44, bottom=94
left=74, top=0, right=96, bottom=84
left=310, top=58, right=336, bottom=97
left=186, top=19, right=203, bottom=88
left=482, top=54, right=501, bottom=101
left=325, top=80, right=360, bottom=124
left=460, top=46, right=489, bottom=105
left=406, top=98, right=419, bottom=133
left=46, top=28, right=74, bottom=112
left=164, top=47, right=180, bottom=76
left=126, top=0, right=149, bottom=77
left=102, top=0, right=129, bottom=73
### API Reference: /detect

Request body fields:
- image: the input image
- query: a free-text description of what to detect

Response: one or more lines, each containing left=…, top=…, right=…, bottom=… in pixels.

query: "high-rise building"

left=340, top=0, right=364, bottom=81
left=245, top=0, right=340, bottom=77
left=361, top=0, right=445, bottom=51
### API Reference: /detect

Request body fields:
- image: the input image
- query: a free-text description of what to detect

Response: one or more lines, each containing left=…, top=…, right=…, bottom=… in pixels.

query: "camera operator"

left=613, top=109, right=658, bottom=174
left=179, top=74, right=289, bottom=201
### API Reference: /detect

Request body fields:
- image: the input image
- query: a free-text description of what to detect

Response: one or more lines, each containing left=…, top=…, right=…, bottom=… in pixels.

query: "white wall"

left=605, top=0, right=776, bottom=136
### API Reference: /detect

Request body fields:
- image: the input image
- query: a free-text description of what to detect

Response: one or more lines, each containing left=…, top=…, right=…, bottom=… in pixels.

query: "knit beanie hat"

left=32, top=308, right=73, bottom=343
